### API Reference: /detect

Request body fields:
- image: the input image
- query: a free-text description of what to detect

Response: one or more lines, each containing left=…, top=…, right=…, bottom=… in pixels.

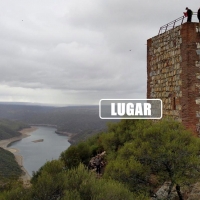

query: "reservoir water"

left=8, top=126, right=71, bottom=176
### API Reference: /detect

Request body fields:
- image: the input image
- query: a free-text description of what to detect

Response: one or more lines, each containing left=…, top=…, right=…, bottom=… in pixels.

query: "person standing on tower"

left=184, top=7, right=192, bottom=22
left=197, top=7, right=200, bottom=22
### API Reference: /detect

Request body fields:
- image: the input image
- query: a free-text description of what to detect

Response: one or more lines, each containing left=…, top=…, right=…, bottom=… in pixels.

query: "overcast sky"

left=0, top=0, right=199, bottom=106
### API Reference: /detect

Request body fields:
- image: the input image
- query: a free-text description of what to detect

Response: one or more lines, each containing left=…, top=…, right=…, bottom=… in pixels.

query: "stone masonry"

left=147, top=22, right=200, bottom=136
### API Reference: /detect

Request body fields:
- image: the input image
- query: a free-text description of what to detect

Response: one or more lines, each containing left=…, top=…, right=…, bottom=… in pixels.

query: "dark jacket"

left=187, top=9, right=192, bottom=17
left=95, top=157, right=101, bottom=166
left=198, top=9, right=200, bottom=20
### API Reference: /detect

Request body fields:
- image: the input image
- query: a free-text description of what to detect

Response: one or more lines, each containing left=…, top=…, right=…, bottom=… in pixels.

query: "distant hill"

left=0, top=147, right=22, bottom=180
left=0, top=119, right=30, bottom=140
left=0, top=104, right=118, bottom=143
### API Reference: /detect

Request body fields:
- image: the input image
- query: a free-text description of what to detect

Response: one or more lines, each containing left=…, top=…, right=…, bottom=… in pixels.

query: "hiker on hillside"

left=94, top=155, right=101, bottom=174
left=198, top=7, right=200, bottom=22
left=184, top=7, right=192, bottom=22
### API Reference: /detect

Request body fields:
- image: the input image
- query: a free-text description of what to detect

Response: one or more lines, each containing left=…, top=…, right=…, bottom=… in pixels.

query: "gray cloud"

left=0, top=0, right=199, bottom=105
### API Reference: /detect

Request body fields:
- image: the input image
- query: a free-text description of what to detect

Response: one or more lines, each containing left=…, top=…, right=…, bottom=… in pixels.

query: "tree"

left=0, top=180, right=31, bottom=200
left=63, top=164, right=145, bottom=200
left=104, top=119, right=200, bottom=199
left=31, top=160, right=67, bottom=199
left=60, top=142, right=92, bottom=169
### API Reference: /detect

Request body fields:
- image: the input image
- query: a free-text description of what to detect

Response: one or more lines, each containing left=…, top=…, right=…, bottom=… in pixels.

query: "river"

left=8, top=126, right=71, bottom=176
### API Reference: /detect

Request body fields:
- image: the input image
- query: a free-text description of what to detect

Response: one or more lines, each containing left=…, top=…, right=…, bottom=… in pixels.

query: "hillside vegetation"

left=0, top=119, right=30, bottom=140
left=1, top=118, right=200, bottom=200
left=0, top=148, right=22, bottom=181
left=0, top=119, right=29, bottom=183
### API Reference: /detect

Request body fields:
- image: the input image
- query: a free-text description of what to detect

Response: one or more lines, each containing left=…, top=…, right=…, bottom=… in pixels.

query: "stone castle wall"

left=147, top=23, right=200, bottom=135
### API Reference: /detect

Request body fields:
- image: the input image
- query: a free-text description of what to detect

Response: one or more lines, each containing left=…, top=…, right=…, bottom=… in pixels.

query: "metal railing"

left=158, top=12, right=198, bottom=34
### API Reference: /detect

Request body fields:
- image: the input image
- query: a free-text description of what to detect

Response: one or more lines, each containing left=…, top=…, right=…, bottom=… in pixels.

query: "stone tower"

left=147, top=22, right=200, bottom=135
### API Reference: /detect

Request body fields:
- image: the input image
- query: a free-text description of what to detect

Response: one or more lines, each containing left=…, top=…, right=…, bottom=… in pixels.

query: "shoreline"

left=55, top=130, right=75, bottom=144
left=0, top=126, right=72, bottom=185
left=0, top=126, right=38, bottom=148
left=0, top=126, right=38, bottom=185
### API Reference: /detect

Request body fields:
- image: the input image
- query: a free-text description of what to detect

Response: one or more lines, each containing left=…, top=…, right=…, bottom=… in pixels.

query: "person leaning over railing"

left=184, top=7, right=193, bottom=22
